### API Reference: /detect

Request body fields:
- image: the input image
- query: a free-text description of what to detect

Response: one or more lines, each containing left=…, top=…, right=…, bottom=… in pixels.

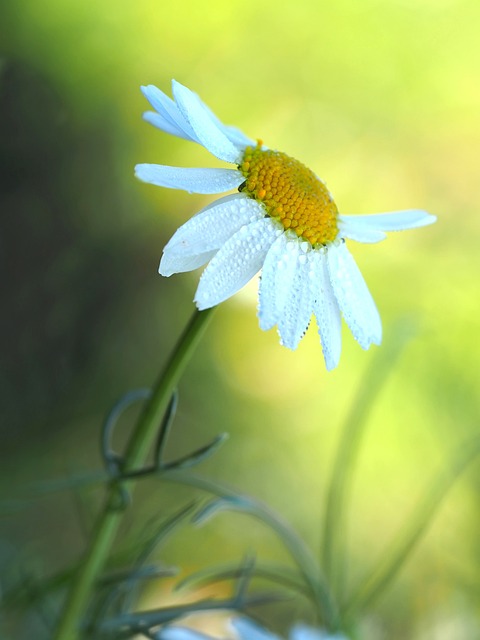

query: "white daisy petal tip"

left=326, top=241, right=382, bottom=352
left=194, top=288, right=217, bottom=311
left=159, top=249, right=217, bottom=277
left=417, top=211, right=437, bottom=227
left=339, top=209, right=437, bottom=238
left=139, top=84, right=153, bottom=104
left=171, top=80, right=244, bottom=163
left=134, top=163, right=148, bottom=182
left=140, top=84, right=160, bottom=102
left=392, top=209, right=437, bottom=229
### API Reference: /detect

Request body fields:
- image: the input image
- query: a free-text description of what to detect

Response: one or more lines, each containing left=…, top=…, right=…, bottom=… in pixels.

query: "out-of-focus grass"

left=1, top=0, right=479, bottom=638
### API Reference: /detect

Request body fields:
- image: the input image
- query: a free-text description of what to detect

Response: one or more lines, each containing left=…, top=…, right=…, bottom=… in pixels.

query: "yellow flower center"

left=239, top=143, right=338, bottom=246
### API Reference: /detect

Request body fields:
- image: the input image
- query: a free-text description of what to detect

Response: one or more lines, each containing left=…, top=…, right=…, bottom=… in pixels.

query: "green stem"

left=53, top=308, right=214, bottom=640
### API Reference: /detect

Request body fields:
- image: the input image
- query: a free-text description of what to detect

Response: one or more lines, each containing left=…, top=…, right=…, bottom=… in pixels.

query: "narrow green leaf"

left=175, top=561, right=308, bottom=596
left=164, top=433, right=229, bottom=470
left=162, top=470, right=339, bottom=629
left=343, top=435, right=480, bottom=620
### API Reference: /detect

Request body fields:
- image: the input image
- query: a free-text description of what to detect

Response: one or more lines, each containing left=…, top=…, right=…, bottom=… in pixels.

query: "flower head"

left=135, top=81, right=436, bottom=370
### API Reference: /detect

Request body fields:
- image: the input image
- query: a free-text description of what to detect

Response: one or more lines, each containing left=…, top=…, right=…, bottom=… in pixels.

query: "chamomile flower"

left=135, top=81, right=436, bottom=370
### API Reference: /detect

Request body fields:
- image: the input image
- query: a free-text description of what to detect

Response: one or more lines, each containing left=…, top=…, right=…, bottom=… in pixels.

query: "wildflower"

left=135, top=81, right=436, bottom=370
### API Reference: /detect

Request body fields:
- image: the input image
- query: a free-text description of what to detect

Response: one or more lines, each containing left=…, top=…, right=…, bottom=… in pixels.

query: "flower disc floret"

left=240, top=144, right=339, bottom=246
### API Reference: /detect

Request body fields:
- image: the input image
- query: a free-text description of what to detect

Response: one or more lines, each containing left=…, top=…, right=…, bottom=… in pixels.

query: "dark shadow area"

left=0, top=59, right=152, bottom=448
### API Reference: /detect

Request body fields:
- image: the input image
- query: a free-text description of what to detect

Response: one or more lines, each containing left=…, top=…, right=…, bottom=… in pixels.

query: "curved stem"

left=53, top=308, right=214, bottom=640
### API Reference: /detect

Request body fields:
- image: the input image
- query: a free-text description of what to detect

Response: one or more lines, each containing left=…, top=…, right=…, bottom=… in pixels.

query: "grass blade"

left=343, top=435, right=480, bottom=620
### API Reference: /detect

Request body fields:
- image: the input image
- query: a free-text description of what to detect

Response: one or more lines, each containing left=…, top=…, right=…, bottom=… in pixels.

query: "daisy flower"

left=135, top=81, right=436, bottom=370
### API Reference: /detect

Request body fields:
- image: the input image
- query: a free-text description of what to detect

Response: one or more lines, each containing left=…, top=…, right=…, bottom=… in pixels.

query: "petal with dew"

left=141, top=85, right=199, bottom=142
left=310, top=250, right=342, bottom=371
left=258, top=234, right=304, bottom=333
left=202, top=103, right=254, bottom=148
left=339, top=209, right=436, bottom=234
left=172, top=80, right=243, bottom=163
left=135, top=164, right=244, bottom=194
left=162, top=193, right=265, bottom=259
left=274, top=236, right=305, bottom=321
left=220, top=123, right=255, bottom=149
left=337, top=221, right=387, bottom=244
left=198, top=89, right=254, bottom=148
left=258, top=233, right=289, bottom=331
left=277, top=244, right=315, bottom=350
left=326, top=241, right=382, bottom=350
left=159, top=249, right=217, bottom=277
left=194, top=218, right=279, bottom=310
left=142, top=111, right=196, bottom=142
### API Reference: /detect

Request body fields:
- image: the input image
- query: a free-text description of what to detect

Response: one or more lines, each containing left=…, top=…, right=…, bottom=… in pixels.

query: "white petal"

left=194, top=218, right=278, bottom=309
left=220, top=124, right=255, bottom=149
left=326, top=241, right=382, bottom=350
left=277, top=245, right=315, bottom=350
left=159, top=249, right=216, bottom=277
left=231, top=618, right=279, bottom=640
left=172, top=80, right=243, bottom=163
left=274, top=236, right=305, bottom=319
left=135, top=164, right=244, bottom=194
left=202, top=103, right=254, bottom=148
left=337, top=220, right=387, bottom=243
left=310, top=250, right=342, bottom=371
left=257, top=234, right=302, bottom=332
left=141, top=85, right=199, bottom=142
left=339, top=209, right=436, bottom=238
left=163, top=193, right=265, bottom=257
left=142, top=111, right=196, bottom=142
left=258, top=233, right=289, bottom=331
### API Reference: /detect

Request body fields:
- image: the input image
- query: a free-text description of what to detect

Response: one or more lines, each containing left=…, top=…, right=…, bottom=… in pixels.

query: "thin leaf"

left=175, top=561, right=308, bottom=596
left=163, top=433, right=229, bottom=470
left=119, top=501, right=198, bottom=614
left=343, top=435, right=480, bottom=620
left=88, top=502, right=198, bottom=629
left=162, top=470, right=339, bottom=629
left=99, top=592, right=288, bottom=637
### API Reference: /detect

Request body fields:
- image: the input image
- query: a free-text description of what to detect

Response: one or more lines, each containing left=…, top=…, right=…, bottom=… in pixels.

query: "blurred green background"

left=1, top=0, right=479, bottom=638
